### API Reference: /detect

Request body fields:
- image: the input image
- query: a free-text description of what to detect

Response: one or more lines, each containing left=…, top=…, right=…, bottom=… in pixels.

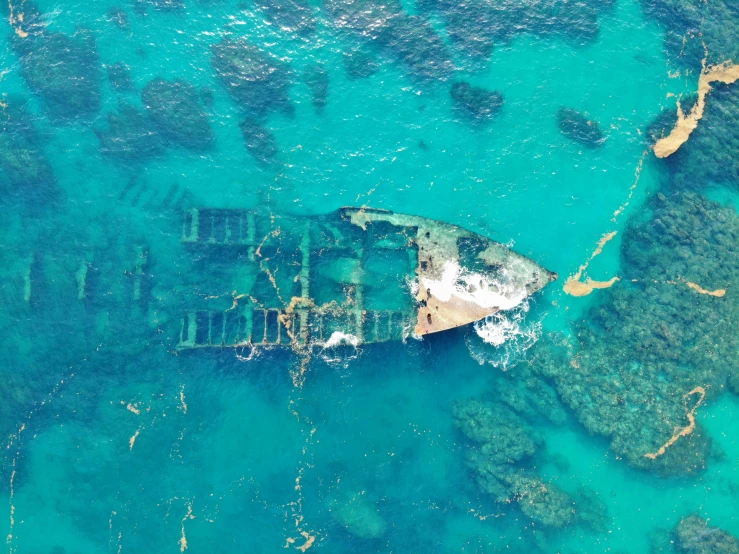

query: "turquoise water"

left=1, top=0, right=738, bottom=552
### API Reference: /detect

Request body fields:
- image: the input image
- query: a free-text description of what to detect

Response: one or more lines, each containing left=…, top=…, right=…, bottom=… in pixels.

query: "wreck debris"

left=177, top=207, right=556, bottom=351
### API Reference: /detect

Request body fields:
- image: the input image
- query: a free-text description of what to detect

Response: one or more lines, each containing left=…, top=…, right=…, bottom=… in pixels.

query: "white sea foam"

left=323, top=332, right=361, bottom=349
left=420, top=260, right=528, bottom=311
left=466, top=301, right=542, bottom=370
left=319, top=332, right=362, bottom=367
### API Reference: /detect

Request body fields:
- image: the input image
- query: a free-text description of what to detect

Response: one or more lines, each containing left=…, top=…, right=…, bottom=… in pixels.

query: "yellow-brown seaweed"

left=563, top=232, right=619, bottom=297
left=644, top=387, right=705, bottom=460
left=685, top=282, right=726, bottom=297
left=653, top=61, right=739, bottom=158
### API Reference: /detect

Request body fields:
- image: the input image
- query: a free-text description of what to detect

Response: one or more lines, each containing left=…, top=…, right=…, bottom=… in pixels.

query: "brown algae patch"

left=179, top=503, right=194, bottom=552
left=612, top=154, right=646, bottom=221
left=645, top=387, right=706, bottom=460
left=653, top=60, right=739, bottom=158
left=7, top=1, right=29, bottom=38
left=563, top=232, right=619, bottom=297
left=129, top=429, right=140, bottom=450
left=686, top=282, right=726, bottom=297
left=563, top=276, right=620, bottom=297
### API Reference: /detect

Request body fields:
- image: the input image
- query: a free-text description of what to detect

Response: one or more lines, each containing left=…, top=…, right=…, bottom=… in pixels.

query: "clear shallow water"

left=0, top=0, right=737, bottom=552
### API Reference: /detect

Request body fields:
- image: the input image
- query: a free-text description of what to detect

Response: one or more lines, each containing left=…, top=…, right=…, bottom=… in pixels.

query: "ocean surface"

left=1, top=0, right=738, bottom=552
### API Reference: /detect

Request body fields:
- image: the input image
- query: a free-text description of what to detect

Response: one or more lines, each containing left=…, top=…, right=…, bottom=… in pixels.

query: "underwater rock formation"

left=10, top=4, right=101, bottom=121
left=255, top=0, right=316, bottom=35
left=418, top=0, right=613, bottom=61
left=327, top=490, right=387, bottom=539
left=142, top=78, right=214, bottom=150
left=324, top=0, right=452, bottom=81
left=343, top=48, right=380, bottom=80
left=533, top=191, right=739, bottom=476
left=660, top=83, right=739, bottom=191
left=375, top=14, right=454, bottom=81
left=96, top=103, right=166, bottom=161
left=452, top=399, right=583, bottom=528
left=0, top=98, right=56, bottom=204
left=107, top=6, right=129, bottom=28
left=303, top=64, right=329, bottom=114
left=639, top=0, right=739, bottom=72
left=210, top=39, right=293, bottom=118
left=107, top=63, right=135, bottom=92
left=556, top=107, right=604, bottom=147
left=675, top=515, right=739, bottom=554
left=450, top=82, right=504, bottom=124
left=134, top=0, right=185, bottom=11
left=496, top=374, right=568, bottom=425
left=239, top=117, right=278, bottom=166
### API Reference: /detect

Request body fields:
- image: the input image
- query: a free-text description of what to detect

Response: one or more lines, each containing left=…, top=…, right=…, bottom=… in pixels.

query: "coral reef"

left=675, top=515, right=739, bottom=553
left=496, top=373, right=568, bottom=425
left=10, top=4, right=101, bottom=121
left=375, top=14, right=454, bottom=81
left=324, top=0, right=452, bottom=81
left=343, top=48, right=379, bottom=80
left=240, top=117, right=279, bottom=166
left=255, top=0, right=315, bottom=35
left=452, top=399, right=588, bottom=528
left=660, top=83, right=739, bottom=191
left=0, top=98, right=56, bottom=204
left=450, top=82, right=504, bottom=124
left=96, top=103, right=166, bottom=161
left=574, top=486, right=609, bottom=533
left=418, top=0, right=614, bottom=60
left=556, top=107, right=604, bottom=147
left=142, top=78, right=214, bottom=150
left=107, top=6, right=129, bottom=28
left=107, top=63, right=135, bottom=92
left=327, top=490, right=387, bottom=539
left=134, top=0, right=185, bottom=11
left=639, top=0, right=739, bottom=72
left=303, top=64, right=329, bottom=114
left=533, top=191, right=739, bottom=476
left=210, top=39, right=293, bottom=118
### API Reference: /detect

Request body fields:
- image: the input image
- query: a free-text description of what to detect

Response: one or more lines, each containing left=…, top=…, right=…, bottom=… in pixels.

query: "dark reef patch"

left=375, top=14, right=454, bottom=81
left=343, top=48, right=380, bottom=80
left=142, top=78, right=214, bottom=150
left=255, top=0, right=316, bottom=35
left=450, top=82, right=504, bottom=124
left=107, top=6, right=130, bottom=28
left=10, top=4, right=101, bottom=121
left=211, top=38, right=294, bottom=118
left=0, top=98, right=57, bottom=205
left=556, top=107, right=604, bottom=147
left=639, top=0, right=739, bottom=72
left=418, top=0, right=614, bottom=62
left=134, top=0, right=185, bottom=12
left=532, top=191, right=739, bottom=476
left=657, top=84, right=739, bottom=191
left=452, top=398, right=607, bottom=530
left=107, top=63, right=135, bottom=92
left=675, top=514, right=739, bottom=553
left=96, top=102, right=166, bottom=161
left=240, top=117, right=279, bottom=166
left=324, top=0, right=452, bottom=81
left=303, top=64, right=329, bottom=114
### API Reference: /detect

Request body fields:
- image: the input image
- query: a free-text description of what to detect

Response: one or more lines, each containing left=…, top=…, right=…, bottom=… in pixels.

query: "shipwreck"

left=176, top=207, right=557, bottom=351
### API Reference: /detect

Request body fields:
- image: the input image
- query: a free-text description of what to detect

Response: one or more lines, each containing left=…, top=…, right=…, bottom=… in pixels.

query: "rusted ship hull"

left=176, top=207, right=557, bottom=351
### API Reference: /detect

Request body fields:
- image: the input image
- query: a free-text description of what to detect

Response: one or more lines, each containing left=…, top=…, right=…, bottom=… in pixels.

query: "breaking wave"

left=465, top=300, right=542, bottom=370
